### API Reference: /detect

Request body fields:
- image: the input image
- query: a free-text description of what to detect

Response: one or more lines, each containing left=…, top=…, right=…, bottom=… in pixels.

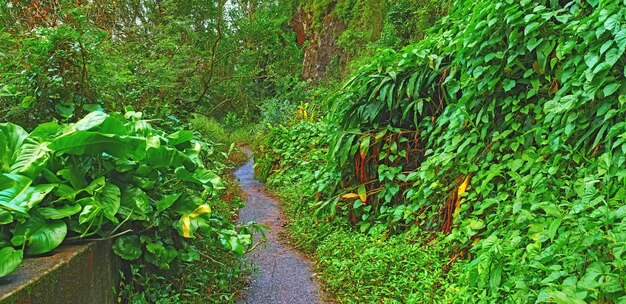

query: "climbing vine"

left=262, top=0, right=626, bottom=302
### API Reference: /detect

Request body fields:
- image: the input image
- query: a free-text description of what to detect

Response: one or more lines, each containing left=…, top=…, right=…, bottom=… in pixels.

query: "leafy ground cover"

left=255, top=120, right=460, bottom=303
left=256, top=0, right=626, bottom=303
left=0, top=111, right=260, bottom=303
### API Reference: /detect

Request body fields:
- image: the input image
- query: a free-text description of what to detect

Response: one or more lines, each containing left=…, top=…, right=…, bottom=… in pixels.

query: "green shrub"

left=229, top=127, right=258, bottom=147
left=190, top=113, right=259, bottom=148
left=223, top=112, right=245, bottom=131
left=190, top=114, right=231, bottom=144
left=255, top=121, right=337, bottom=191
left=259, top=99, right=298, bottom=128
left=0, top=111, right=256, bottom=302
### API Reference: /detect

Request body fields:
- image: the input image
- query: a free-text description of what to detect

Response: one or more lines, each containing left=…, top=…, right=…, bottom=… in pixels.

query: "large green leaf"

left=29, top=122, right=63, bottom=140
left=0, top=174, right=30, bottom=213
left=50, top=131, right=147, bottom=160
left=174, top=167, right=222, bottom=187
left=71, top=112, right=127, bottom=135
left=78, top=199, right=99, bottom=225
left=57, top=166, right=88, bottom=190
left=0, top=123, right=28, bottom=173
left=169, top=195, right=203, bottom=215
left=27, top=220, right=67, bottom=255
left=146, top=146, right=195, bottom=170
left=72, top=111, right=108, bottom=131
left=167, top=131, right=194, bottom=146
left=156, top=193, right=181, bottom=212
left=0, top=174, right=54, bottom=213
left=78, top=181, right=120, bottom=224
left=38, top=204, right=82, bottom=219
left=84, top=176, right=105, bottom=195
left=52, top=184, right=82, bottom=202
left=98, top=183, right=121, bottom=222
left=118, top=186, right=151, bottom=221
left=13, top=214, right=67, bottom=255
left=78, top=182, right=121, bottom=224
left=0, top=209, right=13, bottom=224
left=10, top=139, right=50, bottom=178
left=0, top=247, right=23, bottom=278
left=112, top=235, right=142, bottom=261
left=99, top=116, right=128, bottom=135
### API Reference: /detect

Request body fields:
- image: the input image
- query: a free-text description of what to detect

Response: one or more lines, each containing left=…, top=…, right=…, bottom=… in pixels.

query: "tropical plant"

left=260, top=0, right=626, bottom=302
left=0, top=111, right=254, bottom=279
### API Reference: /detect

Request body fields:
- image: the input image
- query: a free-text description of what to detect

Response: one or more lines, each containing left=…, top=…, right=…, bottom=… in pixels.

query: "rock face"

left=293, top=8, right=346, bottom=84
left=291, top=2, right=388, bottom=84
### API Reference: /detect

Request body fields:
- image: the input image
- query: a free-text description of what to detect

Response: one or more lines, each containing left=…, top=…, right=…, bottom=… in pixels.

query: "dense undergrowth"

left=256, top=0, right=626, bottom=303
left=0, top=2, right=276, bottom=302
left=0, top=110, right=259, bottom=303
left=119, top=115, right=257, bottom=303
left=257, top=120, right=464, bottom=303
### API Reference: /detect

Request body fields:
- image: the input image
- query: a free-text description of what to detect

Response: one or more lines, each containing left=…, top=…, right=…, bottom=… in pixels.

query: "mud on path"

left=235, top=148, right=322, bottom=304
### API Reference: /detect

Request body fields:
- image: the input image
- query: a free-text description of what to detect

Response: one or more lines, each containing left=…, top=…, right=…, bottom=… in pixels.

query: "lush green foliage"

left=0, top=111, right=254, bottom=284
left=256, top=120, right=464, bottom=303
left=295, top=0, right=450, bottom=70
left=118, top=116, right=256, bottom=303
left=119, top=196, right=254, bottom=304
left=0, top=0, right=303, bottom=128
left=258, top=0, right=626, bottom=302
left=255, top=120, right=335, bottom=191
left=316, top=230, right=459, bottom=303
left=0, top=1, right=301, bottom=301
left=376, top=0, right=451, bottom=50
left=8, top=0, right=626, bottom=302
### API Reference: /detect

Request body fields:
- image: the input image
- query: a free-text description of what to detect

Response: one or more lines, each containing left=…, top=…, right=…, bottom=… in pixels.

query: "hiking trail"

left=235, top=148, right=321, bottom=304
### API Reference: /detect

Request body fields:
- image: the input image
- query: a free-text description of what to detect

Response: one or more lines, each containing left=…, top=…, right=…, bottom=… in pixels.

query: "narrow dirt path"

left=235, top=148, right=321, bottom=304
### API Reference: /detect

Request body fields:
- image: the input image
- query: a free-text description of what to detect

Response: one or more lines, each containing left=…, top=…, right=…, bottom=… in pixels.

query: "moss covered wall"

left=0, top=241, right=120, bottom=304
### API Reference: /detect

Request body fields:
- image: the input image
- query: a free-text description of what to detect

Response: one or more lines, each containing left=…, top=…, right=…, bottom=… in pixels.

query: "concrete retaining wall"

left=0, top=241, right=120, bottom=304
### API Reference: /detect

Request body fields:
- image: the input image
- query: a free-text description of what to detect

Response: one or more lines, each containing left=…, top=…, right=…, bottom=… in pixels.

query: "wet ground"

left=235, top=149, right=321, bottom=304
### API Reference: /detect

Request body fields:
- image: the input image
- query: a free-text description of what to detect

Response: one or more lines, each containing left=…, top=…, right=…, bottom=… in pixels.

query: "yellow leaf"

left=341, top=193, right=360, bottom=200
left=181, top=205, right=211, bottom=238
left=181, top=215, right=191, bottom=238
left=453, top=175, right=471, bottom=218
left=189, top=204, right=211, bottom=218
left=457, top=176, right=470, bottom=197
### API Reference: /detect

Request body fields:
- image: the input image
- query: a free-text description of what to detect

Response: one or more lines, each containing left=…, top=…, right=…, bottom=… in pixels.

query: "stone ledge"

left=0, top=241, right=120, bottom=304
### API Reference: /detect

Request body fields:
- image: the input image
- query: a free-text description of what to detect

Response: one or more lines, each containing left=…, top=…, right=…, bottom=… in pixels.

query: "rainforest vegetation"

left=1, top=0, right=625, bottom=303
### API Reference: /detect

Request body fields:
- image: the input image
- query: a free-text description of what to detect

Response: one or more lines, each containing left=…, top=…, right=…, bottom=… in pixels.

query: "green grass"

left=190, top=114, right=258, bottom=145
left=190, top=114, right=232, bottom=144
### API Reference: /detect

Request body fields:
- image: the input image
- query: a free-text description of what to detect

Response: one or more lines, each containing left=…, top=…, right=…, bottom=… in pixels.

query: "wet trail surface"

left=235, top=149, right=321, bottom=304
